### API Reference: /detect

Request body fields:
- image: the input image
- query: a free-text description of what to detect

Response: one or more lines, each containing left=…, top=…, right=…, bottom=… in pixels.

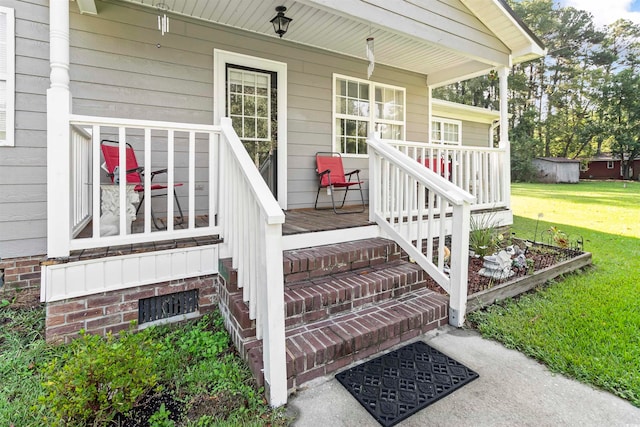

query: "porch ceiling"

left=116, top=0, right=544, bottom=87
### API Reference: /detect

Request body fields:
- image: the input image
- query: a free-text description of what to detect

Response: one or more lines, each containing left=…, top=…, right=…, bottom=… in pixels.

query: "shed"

left=532, top=157, right=580, bottom=183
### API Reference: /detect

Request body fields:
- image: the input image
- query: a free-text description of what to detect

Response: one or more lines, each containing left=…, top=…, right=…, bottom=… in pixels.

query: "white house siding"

left=0, top=0, right=49, bottom=259
left=462, top=120, right=492, bottom=147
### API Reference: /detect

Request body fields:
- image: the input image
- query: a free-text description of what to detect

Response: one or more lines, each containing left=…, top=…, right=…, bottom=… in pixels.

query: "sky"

left=559, top=0, right=640, bottom=27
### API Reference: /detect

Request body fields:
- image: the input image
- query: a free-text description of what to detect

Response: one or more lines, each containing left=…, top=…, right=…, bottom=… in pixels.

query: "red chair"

left=314, top=152, right=365, bottom=214
left=100, top=139, right=184, bottom=229
left=419, top=157, right=450, bottom=179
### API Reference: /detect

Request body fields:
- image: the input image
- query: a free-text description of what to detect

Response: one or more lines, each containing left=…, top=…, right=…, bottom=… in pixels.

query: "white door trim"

left=213, top=49, right=288, bottom=209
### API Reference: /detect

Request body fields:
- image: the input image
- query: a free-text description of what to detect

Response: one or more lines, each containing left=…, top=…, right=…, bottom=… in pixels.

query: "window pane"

left=359, top=100, right=369, bottom=117
left=256, top=97, right=268, bottom=117
left=337, top=79, right=347, bottom=96
left=359, top=84, right=369, bottom=100
left=229, top=94, right=241, bottom=115
left=231, top=116, right=243, bottom=136
left=346, top=137, right=356, bottom=154
left=256, top=118, right=268, bottom=139
left=357, top=139, right=367, bottom=154
left=243, top=96, right=255, bottom=116
left=348, top=81, right=358, bottom=98
left=245, top=117, right=256, bottom=138
left=358, top=121, right=368, bottom=138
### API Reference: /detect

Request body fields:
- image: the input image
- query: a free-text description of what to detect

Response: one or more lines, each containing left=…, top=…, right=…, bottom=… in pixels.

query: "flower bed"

left=425, top=239, right=592, bottom=312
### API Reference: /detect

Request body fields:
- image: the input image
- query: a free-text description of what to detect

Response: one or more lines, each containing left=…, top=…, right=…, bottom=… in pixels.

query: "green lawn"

left=469, top=181, right=640, bottom=407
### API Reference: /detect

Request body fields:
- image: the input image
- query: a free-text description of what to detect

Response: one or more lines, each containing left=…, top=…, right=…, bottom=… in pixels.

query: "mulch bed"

left=427, top=241, right=584, bottom=296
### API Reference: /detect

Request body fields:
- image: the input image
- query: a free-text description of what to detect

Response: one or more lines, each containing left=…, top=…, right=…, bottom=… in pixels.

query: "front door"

left=213, top=50, right=288, bottom=209
left=226, top=65, right=277, bottom=197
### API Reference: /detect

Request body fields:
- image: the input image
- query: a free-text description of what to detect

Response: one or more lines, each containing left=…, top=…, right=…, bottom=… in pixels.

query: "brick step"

left=283, top=237, right=403, bottom=283
left=247, top=287, right=449, bottom=390
left=223, top=259, right=429, bottom=340
left=284, top=259, right=428, bottom=329
left=218, top=238, right=404, bottom=292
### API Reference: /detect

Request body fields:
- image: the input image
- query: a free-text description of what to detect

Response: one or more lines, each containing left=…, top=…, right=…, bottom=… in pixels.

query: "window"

left=431, top=117, right=461, bottom=145
left=0, top=7, right=14, bottom=147
left=333, top=74, right=405, bottom=156
left=607, top=161, right=614, bottom=169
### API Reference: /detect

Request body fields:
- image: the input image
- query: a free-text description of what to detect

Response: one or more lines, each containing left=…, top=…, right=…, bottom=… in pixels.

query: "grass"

left=469, top=181, right=640, bottom=407
left=0, top=305, right=289, bottom=426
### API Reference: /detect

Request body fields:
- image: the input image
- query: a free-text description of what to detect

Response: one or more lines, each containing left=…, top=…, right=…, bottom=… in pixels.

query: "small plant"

left=149, top=403, right=175, bottom=427
left=40, top=329, right=161, bottom=426
left=0, top=299, right=10, bottom=308
left=526, top=258, right=535, bottom=275
left=469, top=214, right=503, bottom=257
left=545, top=226, right=569, bottom=248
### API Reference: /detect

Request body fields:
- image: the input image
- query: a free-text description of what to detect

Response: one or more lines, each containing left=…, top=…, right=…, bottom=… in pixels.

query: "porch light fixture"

left=156, top=2, right=170, bottom=36
left=270, top=6, right=292, bottom=38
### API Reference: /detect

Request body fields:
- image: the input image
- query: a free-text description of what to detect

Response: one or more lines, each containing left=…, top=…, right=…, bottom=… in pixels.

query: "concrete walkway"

left=287, top=326, right=640, bottom=426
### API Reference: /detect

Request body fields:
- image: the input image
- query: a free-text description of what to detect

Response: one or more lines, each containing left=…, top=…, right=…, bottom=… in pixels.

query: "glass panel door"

left=227, top=65, right=277, bottom=197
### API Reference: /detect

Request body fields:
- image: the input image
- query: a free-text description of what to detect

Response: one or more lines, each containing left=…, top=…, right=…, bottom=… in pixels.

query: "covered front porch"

left=43, top=0, right=543, bottom=407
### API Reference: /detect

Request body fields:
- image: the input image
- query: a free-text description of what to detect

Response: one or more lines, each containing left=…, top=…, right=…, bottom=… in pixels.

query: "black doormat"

left=335, top=341, right=479, bottom=427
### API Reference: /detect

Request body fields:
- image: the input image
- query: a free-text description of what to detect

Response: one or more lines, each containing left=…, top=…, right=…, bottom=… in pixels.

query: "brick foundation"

left=45, top=275, right=218, bottom=343
left=0, top=255, right=43, bottom=293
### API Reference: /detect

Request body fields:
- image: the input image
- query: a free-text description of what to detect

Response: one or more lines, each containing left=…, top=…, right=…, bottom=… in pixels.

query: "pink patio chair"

left=314, top=152, right=365, bottom=214
left=101, top=139, right=184, bottom=229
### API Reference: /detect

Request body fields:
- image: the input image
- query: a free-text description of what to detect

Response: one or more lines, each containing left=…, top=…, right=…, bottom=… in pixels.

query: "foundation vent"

left=138, top=289, right=199, bottom=324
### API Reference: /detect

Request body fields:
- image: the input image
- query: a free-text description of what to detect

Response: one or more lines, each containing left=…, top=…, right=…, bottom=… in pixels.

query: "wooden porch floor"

left=282, top=206, right=371, bottom=235
left=123, top=206, right=371, bottom=236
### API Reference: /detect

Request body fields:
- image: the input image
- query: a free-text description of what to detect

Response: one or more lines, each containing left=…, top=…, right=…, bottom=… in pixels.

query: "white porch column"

left=498, top=66, right=510, bottom=209
left=426, top=85, right=432, bottom=142
left=47, top=0, right=72, bottom=257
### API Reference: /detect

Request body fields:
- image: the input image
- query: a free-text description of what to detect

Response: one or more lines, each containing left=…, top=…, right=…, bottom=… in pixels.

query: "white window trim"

left=332, top=73, right=406, bottom=157
left=0, top=6, right=15, bottom=147
left=606, top=161, right=614, bottom=169
left=431, top=116, right=462, bottom=146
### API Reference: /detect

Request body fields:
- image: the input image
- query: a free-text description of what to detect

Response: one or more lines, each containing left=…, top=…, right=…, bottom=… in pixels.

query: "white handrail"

left=368, top=136, right=472, bottom=327
left=218, top=117, right=286, bottom=406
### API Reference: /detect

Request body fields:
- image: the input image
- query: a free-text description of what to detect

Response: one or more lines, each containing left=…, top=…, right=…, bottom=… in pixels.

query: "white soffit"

left=432, top=99, right=500, bottom=124
left=116, top=0, right=516, bottom=77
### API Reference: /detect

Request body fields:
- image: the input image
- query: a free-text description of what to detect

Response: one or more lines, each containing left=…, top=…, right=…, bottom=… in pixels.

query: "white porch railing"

left=368, top=136, right=475, bottom=326
left=388, top=140, right=507, bottom=210
left=218, top=117, right=286, bottom=406
left=70, top=125, right=93, bottom=237
left=68, top=115, right=221, bottom=250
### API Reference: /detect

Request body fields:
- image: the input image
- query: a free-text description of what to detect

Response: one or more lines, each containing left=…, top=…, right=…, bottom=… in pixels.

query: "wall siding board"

left=0, top=239, right=47, bottom=259
left=462, top=121, right=491, bottom=147
left=16, top=74, right=50, bottom=95
left=0, top=202, right=47, bottom=221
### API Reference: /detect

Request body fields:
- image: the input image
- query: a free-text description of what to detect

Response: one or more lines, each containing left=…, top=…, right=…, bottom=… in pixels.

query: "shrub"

left=469, top=214, right=503, bottom=257
left=40, top=329, right=161, bottom=426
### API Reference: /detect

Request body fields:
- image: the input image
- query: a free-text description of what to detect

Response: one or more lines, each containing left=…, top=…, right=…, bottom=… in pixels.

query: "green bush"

left=40, top=329, right=161, bottom=426
left=469, top=214, right=503, bottom=257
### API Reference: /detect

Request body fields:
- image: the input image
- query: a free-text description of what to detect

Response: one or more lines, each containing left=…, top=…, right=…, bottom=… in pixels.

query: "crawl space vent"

left=138, top=289, right=199, bottom=324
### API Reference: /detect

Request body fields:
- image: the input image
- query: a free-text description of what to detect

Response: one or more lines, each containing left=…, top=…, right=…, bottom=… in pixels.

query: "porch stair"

left=218, top=237, right=449, bottom=392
